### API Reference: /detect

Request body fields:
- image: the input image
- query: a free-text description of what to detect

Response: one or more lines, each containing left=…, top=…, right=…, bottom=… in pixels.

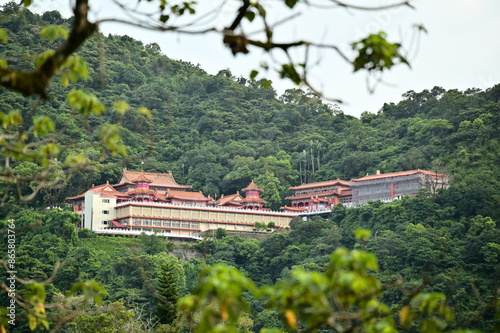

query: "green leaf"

left=28, top=314, right=37, bottom=330
left=279, top=63, right=301, bottom=85
left=354, top=228, right=371, bottom=241
left=160, top=14, right=170, bottom=23
left=67, top=90, right=105, bottom=115
left=249, top=70, right=259, bottom=80
left=33, top=116, right=55, bottom=137
left=138, top=106, right=152, bottom=119
left=40, top=25, right=69, bottom=41
left=285, top=0, right=299, bottom=9
left=68, top=280, right=108, bottom=306
left=98, top=124, right=127, bottom=157
left=114, top=101, right=130, bottom=115
left=352, top=31, right=409, bottom=72
left=0, top=110, right=22, bottom=129
left=0, top=28, right=8, bottom=43
left=245, top=11, right=256, bottom=22
left=61, top=54, right=88, bottom=85
left=34, top=50, right=55, bottom=68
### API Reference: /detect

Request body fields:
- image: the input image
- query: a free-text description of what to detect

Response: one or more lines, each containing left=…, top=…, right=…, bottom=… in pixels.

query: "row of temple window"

left=297, top=187, right=337, bottom=196
left=132, top=218, right=199, bottom=229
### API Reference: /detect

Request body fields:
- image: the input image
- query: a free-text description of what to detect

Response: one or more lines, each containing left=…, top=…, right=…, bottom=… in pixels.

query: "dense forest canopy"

left=0, top=5, right=499, bottom=333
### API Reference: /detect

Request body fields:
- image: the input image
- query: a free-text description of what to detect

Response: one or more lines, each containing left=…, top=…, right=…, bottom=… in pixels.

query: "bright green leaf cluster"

left=0, top=110, right=22, bottom=129
left=0, top=28, right=8, bottom=43
left=68, top=279, right=108, bottom=307
left=114, top=101, right=130, bottom=115
left=279, top=64, right=301, bottom=85
left=60, top=54, right=88, bottom=87
left=34, top=49, right=55, bottom=68
left=179, top=264, right=256, bottom=332
left=352, top=31, right=410, bottom=72
left=137, top=106, right=152, bottom=119
left=32, top=116, right=55, bottom=137
left=67, top=90, right=105, bottom=115
left=40, top=25, right=69, bottom=42
left=25, top=283, right=50, bottom=330
left=98, top=124, right=127, bottom=157
left=170, top=1, right=196, bottom=16
left=400, top=293, right=455, bottom=332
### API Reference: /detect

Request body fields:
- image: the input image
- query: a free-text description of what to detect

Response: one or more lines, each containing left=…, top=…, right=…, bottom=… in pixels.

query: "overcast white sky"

left=10, top=0, right=500, bottom=118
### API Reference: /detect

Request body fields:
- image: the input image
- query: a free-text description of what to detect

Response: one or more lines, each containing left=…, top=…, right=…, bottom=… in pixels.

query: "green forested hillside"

left=1, top=6, right=499, bottom=213
left=0, top=6, right=499, bottom=333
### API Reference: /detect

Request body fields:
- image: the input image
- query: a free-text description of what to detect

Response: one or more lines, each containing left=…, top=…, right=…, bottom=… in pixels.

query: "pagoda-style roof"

left=351, top=169, right=445, bottom=182
left=289, top=178, right=350, bottom=190
left=241, top=197, right=267, bottom=204
left=127, top=188, right=155, bottom=196
left=67, top=181, right=128, bottom=200
left=115, top=169, right=191, bottom=190
left=242, top=180, right=263, bottom=192
left=166, top=189, right=211, bottom=202
left=216, top=193, right=244, bottom=206
left=131, top=172, right=152, bottom=183
left=281, top=206, right=308, bottom=212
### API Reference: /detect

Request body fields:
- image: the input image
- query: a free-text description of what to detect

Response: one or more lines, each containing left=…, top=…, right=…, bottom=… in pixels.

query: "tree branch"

left=0, top=0, right=96, bottom=97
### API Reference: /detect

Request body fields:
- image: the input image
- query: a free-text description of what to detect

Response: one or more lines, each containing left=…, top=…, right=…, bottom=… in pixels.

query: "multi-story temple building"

left=67, top=169, right=296, bottom=239
left=350, top=169, right=448, bottom=205
left=282, top=179, right=352, bottom=212
left=282, top=169, right=448, bottom=212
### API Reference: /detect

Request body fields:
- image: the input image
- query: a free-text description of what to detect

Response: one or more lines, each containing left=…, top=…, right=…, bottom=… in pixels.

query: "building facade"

left=67, top=170, right=296, bottom=239
left=350, top=169, right=448, bottom=205
left=282, top=179, right=352, bottom=212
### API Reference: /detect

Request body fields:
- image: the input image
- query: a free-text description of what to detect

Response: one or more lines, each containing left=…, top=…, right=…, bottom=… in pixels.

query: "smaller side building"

left=350, top=169, right=448, bottom=205
left=282, top=179, right=352, bottom=212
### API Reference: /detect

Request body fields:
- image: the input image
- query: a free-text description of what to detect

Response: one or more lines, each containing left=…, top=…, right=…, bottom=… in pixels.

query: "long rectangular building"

left=67, top=169, right=297, bottom=239
left=350, top=169, right=448, bottom=205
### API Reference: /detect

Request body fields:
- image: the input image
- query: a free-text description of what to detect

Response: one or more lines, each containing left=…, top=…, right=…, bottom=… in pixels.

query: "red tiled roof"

left=338, top=189, right=352, bottom=197
left=216, top=193, right=244, bottom=206
left=128, top=189, right=155, bottom=195
left=241, top=197, right=267, bottom=204
left=281, top=206, right=308, bottom=212
left=242, top=180, right=263, bottom=192
left=67, top=182, right=128, bottom=200
left=110, top=221, right=127, bottom=228
left=286, top=191, right=340, bottom=201
left=351, top=169, right=446, bottom=182
left=166, top=189, right=211, bottom=202
left=131, top=172, right=152, bottom=183
left=66, top=193, right=85, bottom=200
left=289, top=178, right=350, bottom=190
left=116, top=169, right=192, bottom=189
left=311, top=197, right=329, bottom=203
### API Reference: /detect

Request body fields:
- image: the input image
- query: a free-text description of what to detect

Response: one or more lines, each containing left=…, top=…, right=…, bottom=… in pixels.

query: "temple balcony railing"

left=115, top=200, right=299, bottom=215
left=93, top=228, right=203, bottom=240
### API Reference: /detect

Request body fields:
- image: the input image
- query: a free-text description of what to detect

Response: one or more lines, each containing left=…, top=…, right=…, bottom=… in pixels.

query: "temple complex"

left=67, top=170, right=296, bottom=239
left=67, top=168, right=448, bottom=239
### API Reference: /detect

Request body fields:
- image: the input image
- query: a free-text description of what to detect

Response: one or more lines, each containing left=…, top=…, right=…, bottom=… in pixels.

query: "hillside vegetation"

left=0, top=6, right=498, bottom=333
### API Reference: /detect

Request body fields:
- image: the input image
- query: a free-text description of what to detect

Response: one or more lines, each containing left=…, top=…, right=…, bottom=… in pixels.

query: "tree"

left=178, top=231, right=462, bottom=333
left=155, top=260, right=180, bottom=325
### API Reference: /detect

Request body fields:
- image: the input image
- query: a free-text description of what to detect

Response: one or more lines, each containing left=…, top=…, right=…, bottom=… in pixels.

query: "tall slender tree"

left=155, top=261, right=180, bottom=325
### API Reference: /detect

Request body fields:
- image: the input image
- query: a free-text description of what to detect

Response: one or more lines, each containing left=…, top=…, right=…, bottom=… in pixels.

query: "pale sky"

left=8, top=0, right=500, bottom=118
